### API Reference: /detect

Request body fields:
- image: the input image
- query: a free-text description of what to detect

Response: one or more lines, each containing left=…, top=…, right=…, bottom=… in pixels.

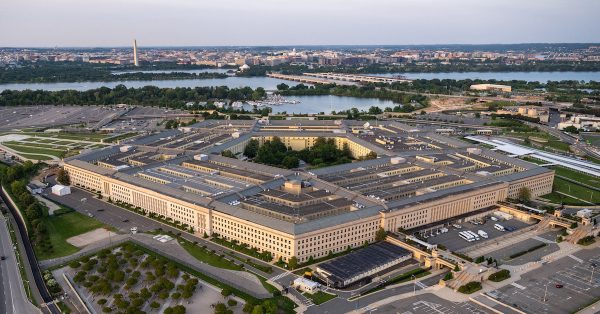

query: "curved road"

left=0, top=191, right=60, bottom=314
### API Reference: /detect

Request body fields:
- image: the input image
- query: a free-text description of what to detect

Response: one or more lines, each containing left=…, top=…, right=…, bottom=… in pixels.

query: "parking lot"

left=425, top=215, right=532, bottom=252
left=43, top=181, right=159, bottom=233
left=485, top=232, right=560, bottom=265
left=372, top=293, right=490, bottom=314
left=489, top=248, right=600, bottom=314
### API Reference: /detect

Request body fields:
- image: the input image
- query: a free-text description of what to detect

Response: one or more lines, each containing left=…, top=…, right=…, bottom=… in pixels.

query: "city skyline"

left=2, top=0, right=599, bottom=47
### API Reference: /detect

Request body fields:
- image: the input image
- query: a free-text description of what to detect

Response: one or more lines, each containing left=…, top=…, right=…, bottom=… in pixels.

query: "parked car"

left=1, top=256, right=6, bottom=260
left=555, top=284, right=563, bottom=288
left=490, top=216, right=499, bottom=221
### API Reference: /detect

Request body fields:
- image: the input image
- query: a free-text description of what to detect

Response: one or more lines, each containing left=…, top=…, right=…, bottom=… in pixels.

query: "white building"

left=51, top=184, right=71, bottom=196
left=293, top=277, right=320, bottom=294
left=558, top=115, right=600, bottom=131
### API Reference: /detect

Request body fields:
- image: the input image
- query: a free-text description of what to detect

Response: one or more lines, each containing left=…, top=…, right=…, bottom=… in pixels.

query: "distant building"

left=470, top=84, right=512, bottom=93
left=558, top=115, right=600, bottom=131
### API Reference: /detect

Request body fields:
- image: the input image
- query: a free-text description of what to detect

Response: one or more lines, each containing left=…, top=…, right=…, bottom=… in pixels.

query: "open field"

left=542, top=177, right=600, bottom=205
left=37, top=210, right=108, bottom=260
left=552, top=166, right=600, bottom=187
left=3, top=143, right=66, bottom=158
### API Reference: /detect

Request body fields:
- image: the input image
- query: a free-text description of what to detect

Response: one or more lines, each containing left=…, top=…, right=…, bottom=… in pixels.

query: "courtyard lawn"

left=37, top=210, right=107, bottom=260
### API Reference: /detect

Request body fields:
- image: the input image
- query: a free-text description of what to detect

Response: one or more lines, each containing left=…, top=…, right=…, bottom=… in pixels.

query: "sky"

left=1, top=0, right=599, bottom=47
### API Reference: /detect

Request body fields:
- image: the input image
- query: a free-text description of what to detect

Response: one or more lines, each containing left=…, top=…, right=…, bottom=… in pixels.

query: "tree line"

left=0, top=161, right=54, bottom=255
left=0, top=61, right=227, bottom=83
left=0, top=85, right=266, bottom=108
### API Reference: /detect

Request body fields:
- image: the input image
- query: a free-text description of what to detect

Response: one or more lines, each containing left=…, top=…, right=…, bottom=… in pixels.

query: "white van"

left=478, top=230, right=488, bottom=239
left=494, top=224, right=505, bottom=231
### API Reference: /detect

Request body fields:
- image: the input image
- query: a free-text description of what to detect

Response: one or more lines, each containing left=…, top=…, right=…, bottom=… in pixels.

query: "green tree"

left=244, top=139, right=260, bottom=159
left=288, top=256, right=298, bottom=270
left=563, top=125, right=579, bottom=134
left=281, top=156, right=299, bottom=169
left=57, top=168, right=70, bottom=185
left=375, top=227, right=387, bottom=241
left=221, top=150, right=236, bottom=159
left=518, top=187, right=532, bottom=203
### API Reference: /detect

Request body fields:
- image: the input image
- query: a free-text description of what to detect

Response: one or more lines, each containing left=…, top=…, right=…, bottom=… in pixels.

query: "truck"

left=493, top=211, right=513, bottom=221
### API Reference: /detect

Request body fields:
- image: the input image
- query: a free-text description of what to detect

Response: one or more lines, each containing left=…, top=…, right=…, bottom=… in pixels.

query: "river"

left=375, top=71, right=600, bottom=82
left=240, top=95, right=395, bottom=114
left=1, top=70, right=598, bottom=114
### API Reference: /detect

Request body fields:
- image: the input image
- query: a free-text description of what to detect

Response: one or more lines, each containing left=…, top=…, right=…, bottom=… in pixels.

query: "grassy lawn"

left=541, top=178, right=600, bottom=205
left=3, top=143, right=66, bottom=158
left=582, top=135, right=600, bottom=146
left=522, top=156, right=546, bottom=165
left=302, top=291, right=336, bottom=305
left=540, top=191, right=584, bottom=205
left=6, top=141, right=68, bottom=150
left=552, top=166, right=600, bottom=187
left=37, top=210, right=107, bottom=260
left=20, top=132, right=108, bottom=142
left=179, top=239, right=243, bottom=271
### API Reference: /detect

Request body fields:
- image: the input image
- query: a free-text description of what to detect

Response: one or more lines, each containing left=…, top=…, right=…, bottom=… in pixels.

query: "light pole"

left=412, top=274, right=416, bottom=295
left=590, top=265, right=596, bottom=284
left=543, top=283, right=548, bottom=303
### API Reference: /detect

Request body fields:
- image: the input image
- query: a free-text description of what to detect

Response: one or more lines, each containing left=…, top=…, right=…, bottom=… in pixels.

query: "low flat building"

left=62, top=120, right=554, bottom=263
left=470, top=84, right=512, bottom=93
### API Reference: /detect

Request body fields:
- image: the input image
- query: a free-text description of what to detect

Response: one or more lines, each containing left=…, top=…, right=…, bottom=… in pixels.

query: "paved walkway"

left=40, top=233, right=271, bottom=299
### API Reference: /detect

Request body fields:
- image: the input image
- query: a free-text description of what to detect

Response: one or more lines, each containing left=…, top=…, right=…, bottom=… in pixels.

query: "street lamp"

left=543, top=283, right=548, bottom=303
left=590, top=264, right=596, bottom=284
left=412, top=274, right=416, bottom=295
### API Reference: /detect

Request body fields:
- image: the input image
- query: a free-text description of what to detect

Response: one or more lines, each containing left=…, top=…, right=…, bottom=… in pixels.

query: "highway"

left=0, top=212, right=39, bottom=314
left=0, top=190, right=60, bottom=314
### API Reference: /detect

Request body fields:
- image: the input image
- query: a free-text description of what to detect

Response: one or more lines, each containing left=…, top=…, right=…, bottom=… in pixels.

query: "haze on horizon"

left=2, top=0, right=599, bottom=47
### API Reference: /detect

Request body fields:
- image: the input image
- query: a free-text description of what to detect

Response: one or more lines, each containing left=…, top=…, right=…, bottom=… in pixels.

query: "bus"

left=466, top=230, right=480, bottom=241
left=459, top=231, right=475, bottom=242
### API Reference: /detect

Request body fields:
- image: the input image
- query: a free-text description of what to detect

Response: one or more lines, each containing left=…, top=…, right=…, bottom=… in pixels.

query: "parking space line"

left=510, top=282, right=526, bottom=290
left=569, top=254, right=584, bottom=263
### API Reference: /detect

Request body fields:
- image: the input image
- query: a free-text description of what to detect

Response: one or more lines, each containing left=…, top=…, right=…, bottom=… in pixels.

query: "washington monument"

left=133, top=39, right=139, bottom=66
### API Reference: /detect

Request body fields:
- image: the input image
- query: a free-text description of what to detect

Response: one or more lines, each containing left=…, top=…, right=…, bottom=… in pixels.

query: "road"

left=0, top=213, right=39, bottom=314
left=303, top=272, right=447, bottom=314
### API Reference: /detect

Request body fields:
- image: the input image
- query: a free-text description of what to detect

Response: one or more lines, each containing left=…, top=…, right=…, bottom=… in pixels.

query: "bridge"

left=266, top=73, right=356, bottom=85
left=303, top=72, right=412, bottom=84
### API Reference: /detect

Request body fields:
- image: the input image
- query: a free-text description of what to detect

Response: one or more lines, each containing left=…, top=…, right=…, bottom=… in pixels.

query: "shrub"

left=69, top=261, right=81, bottom=269
left=458, top=281, right=482, bottom=294
left=443, top=272, right=453, bottom=281
left=488, top=269, right=511, bottom=282
left=227, top=299, right=238, bottom=307
left=578, top=236, right=596, bottom=246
